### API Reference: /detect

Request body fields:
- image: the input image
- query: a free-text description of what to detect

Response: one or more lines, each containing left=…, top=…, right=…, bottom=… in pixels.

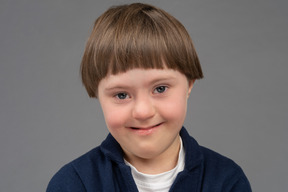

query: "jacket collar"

left=100, top=133, right=125, bottom=163
left=100, top=127, right=204, bottom=170
left=179, top=127, right=203, bottom=171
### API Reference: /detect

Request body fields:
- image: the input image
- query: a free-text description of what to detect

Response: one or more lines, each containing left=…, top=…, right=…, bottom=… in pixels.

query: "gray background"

left=0, top=0, right=287, bottom=191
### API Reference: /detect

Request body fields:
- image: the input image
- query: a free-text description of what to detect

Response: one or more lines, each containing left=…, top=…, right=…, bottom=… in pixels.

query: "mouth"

left=130, top=123, right=163, bottom=130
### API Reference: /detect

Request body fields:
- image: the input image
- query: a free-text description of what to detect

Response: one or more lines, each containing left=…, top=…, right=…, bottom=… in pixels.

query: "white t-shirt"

left=124, top=137, right=185, bottom=192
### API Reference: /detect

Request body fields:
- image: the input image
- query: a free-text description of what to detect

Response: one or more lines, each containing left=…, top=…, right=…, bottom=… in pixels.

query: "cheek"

left=101, top=104, right=130, bottom=130
left=159, top=93, right=188, bottom=122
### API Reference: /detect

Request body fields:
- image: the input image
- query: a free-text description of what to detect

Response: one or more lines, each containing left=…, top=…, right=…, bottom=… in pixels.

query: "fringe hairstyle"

left=81, top=3, right=203, bottom=98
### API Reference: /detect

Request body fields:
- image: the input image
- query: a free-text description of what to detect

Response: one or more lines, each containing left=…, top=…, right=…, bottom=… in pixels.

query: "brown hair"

left=81, top=3, right=203, bottom=98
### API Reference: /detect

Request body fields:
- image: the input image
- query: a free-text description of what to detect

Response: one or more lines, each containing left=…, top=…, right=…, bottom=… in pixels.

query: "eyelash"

left=153, top=85, right=168, bottom=94
left=113, top=85, right=169, bottom=100
left=114, top=92, right=130, bottom=100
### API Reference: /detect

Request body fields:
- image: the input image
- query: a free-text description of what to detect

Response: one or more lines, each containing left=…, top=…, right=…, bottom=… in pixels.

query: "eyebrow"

left=104, top=85, right=131, bottom=92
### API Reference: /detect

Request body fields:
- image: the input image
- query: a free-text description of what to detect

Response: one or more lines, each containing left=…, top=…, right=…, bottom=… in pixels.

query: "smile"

left=130, top=123, right=162, bottom=130
left=129, top=123, right=163, bottom=135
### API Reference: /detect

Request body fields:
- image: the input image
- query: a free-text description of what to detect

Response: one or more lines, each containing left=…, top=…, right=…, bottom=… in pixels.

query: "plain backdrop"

left=0, top=0, right=287, bottom=191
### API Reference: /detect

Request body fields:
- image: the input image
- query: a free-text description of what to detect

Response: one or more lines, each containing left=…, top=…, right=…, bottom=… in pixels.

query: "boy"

left=47, top=3, right=251, bottom=192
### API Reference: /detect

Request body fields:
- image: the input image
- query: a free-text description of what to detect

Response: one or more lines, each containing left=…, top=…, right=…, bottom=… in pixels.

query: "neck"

left=124, top=135, right=181, bottom=174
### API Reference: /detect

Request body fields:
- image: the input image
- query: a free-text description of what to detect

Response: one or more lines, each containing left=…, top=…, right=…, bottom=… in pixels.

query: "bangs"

left=109, top=14, right=169, bottom=74
left=97, top=5, right=177, bottom=76
left=81, top=3, right=203, bottom=98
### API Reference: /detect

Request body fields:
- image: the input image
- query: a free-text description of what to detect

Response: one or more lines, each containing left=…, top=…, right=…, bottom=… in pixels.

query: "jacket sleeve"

left=46, top=164, right=86, bottom=192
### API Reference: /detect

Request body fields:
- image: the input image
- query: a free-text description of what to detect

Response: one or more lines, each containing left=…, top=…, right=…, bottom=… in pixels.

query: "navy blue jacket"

left=47, top=128, right=252, bottom=191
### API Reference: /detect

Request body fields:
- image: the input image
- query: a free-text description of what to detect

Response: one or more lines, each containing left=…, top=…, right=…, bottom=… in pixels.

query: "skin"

left=98, top=68, right=194, bottom=174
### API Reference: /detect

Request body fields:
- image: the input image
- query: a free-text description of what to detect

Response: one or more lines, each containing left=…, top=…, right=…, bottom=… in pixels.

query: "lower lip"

left=130, top=123, right=162, bottom=136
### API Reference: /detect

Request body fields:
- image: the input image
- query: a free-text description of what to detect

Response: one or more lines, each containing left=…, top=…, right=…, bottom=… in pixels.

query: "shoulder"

left=46, top=147, right=103, bottom=192
left=200, top=146, right=238, bottom=170
left=180, top=128, right=251, bottom=191
left=46, top=163, right=85, bottom=192
left=46, top=134, right=126, bottom=192
left=199, top=146, right=252, bottom=191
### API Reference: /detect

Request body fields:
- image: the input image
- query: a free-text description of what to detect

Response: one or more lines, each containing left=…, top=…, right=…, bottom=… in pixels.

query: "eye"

left=115, top=92, right=128, bottom=100
left=154, top=86, right=167, bottom=94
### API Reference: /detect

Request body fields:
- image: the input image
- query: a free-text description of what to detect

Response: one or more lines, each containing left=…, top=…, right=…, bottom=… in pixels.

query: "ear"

left=187, top=80, right=195, bottom=98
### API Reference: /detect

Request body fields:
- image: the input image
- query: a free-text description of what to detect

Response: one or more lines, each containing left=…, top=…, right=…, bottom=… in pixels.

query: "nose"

left=132, top=96, right=155, bottom=121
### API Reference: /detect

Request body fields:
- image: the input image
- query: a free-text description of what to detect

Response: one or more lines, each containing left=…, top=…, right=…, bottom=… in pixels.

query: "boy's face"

left=98, top=68, right=193, bottom=163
